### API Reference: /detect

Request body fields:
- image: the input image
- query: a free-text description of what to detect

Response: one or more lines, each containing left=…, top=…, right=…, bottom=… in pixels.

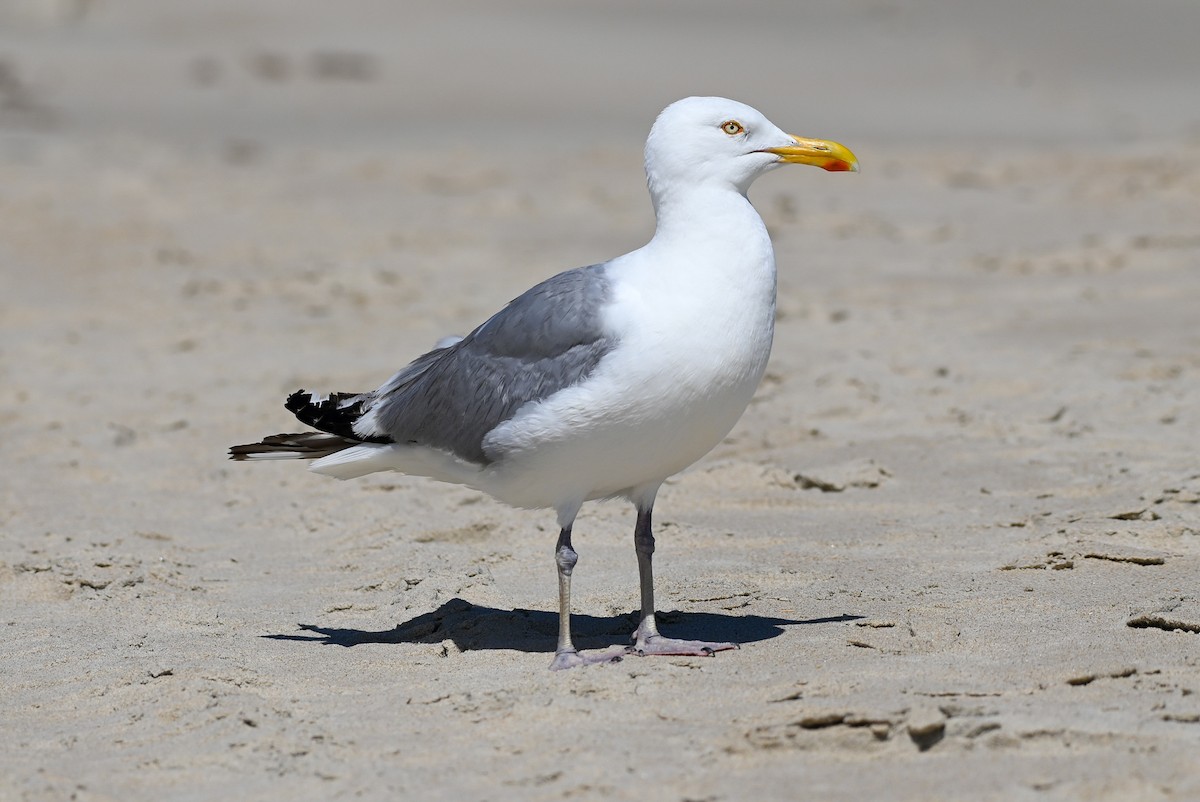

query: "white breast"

left=480, top=188, right=778, bottom=509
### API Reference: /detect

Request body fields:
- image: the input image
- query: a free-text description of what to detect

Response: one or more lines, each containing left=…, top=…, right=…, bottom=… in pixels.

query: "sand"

left=2, top=2, right=1199, bottom=800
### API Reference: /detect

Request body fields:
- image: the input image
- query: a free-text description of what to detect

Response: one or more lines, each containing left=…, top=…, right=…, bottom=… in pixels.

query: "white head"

left=644, top=96, right=857, bottom=203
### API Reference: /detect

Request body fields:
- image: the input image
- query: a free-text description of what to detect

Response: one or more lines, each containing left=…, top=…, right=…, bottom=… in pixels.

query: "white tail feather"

left=309, top=442, right=486, bottom=485
left=310, top=444, right=398, bottom=480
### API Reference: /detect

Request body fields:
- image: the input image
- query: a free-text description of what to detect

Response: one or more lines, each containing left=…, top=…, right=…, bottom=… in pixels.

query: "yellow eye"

left=721, top=120, right=745, bottom=136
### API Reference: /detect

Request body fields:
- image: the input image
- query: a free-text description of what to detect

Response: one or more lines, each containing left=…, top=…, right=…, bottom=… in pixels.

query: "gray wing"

left=358, top=263, right=615, bottom=464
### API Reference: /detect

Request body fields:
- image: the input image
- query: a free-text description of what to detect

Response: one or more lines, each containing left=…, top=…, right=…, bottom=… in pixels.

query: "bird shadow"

left=262, top=597, right=863, bottom=655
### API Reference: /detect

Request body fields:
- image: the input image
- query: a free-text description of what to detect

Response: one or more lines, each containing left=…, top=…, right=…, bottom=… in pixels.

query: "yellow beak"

left=761, top=136, right=859, bottom=172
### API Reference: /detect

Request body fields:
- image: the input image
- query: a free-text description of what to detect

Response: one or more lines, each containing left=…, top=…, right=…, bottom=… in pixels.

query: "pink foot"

left=628, top=634, right=740, bottom=658
left=549, top=646, right=629, bottom=671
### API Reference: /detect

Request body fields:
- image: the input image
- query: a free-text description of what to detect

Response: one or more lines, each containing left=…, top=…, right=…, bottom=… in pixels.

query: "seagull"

left=230, top=96, right=857, bottom=670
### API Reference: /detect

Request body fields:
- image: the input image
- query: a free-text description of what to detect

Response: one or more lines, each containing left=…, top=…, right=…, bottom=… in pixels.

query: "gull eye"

left=721, top=120, right=745, bottom=136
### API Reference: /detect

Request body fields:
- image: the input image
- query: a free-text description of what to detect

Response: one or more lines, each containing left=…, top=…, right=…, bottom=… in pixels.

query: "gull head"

left=644, top=96, right=857, bottom=200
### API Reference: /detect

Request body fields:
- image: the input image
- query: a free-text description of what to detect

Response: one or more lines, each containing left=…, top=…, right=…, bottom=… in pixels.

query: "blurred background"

left=1, top=0, right=1198, bottom=153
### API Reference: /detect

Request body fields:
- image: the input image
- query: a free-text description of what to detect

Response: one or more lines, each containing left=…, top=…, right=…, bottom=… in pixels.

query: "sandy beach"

left=2, top=2, right=1199, bottom=799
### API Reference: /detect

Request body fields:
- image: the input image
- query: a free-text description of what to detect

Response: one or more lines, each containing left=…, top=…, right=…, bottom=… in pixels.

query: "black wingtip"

left=284, top=389, right=391, bottom=443
left=227, top=432, right=361, bottom=461
left=284, top=389, right=310, bottom=415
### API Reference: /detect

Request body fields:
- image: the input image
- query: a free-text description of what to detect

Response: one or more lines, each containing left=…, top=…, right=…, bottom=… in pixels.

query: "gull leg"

left=548, top=525, right=626, bottom=670
left=629, top=505, right=739, bottom=658
left=550, top=526, right=580, bottom=667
